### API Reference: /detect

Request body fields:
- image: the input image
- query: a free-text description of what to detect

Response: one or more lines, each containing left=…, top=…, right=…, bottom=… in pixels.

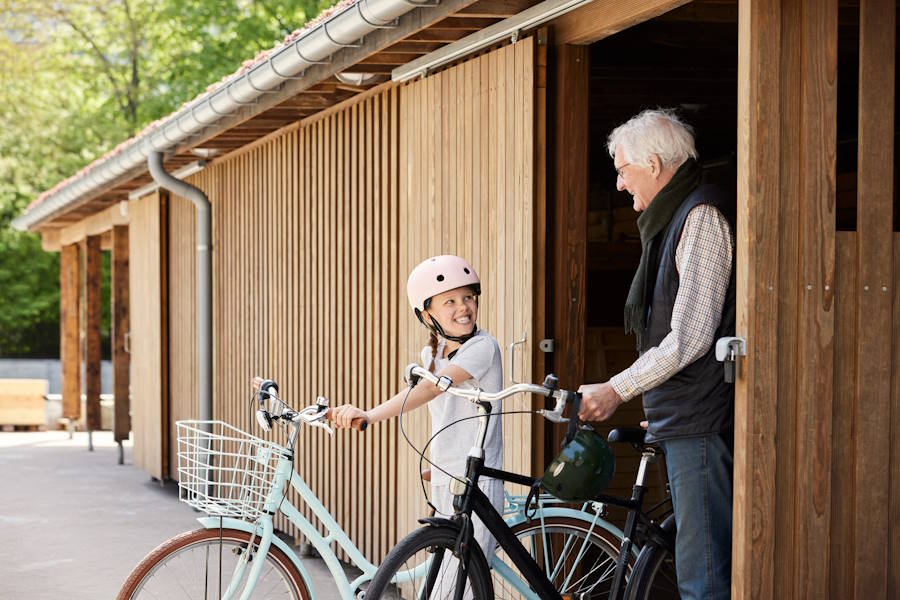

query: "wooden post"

left=532, top=28, right=549, bottom=472
left=60, top=244, right=81, bottom=421
left=734, top=1, right=783, bottom=597
left=854, top=0, right=895, bottom=597
left=84, top=235, right=102, bottom=433
left=112, top=225, right=130, bottom=443
left=549, top=43, right=589, bottom=404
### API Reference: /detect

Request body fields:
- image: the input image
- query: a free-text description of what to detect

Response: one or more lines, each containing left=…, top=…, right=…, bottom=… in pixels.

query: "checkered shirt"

left=610, top=204, right=734, bottom=402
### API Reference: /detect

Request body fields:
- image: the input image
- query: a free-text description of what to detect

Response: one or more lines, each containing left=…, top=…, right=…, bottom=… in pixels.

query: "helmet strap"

left=416, top=309, right=478, bottom=345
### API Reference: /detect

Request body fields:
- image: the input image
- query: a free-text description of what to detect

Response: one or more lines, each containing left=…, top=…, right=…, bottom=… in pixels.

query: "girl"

left=331, top=254, right=504, bottom=575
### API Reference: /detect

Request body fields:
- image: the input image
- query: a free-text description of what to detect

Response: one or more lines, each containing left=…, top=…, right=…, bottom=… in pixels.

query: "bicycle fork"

left=217, top=516, right=276, bottom=600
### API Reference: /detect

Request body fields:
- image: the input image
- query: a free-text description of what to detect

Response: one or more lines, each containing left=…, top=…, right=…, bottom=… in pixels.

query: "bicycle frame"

left=195, top=440, right=627, bottom=600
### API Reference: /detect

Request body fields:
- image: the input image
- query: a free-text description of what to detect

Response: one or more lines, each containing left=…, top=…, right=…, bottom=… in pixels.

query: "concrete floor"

left=0, top=430, right=345, bottom=599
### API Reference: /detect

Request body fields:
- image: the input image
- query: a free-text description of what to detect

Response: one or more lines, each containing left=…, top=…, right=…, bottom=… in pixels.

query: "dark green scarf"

left=624, top=158, right=701, bottom=351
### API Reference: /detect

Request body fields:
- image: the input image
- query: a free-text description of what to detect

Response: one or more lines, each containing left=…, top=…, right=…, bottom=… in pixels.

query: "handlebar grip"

left=324, top=408, right=368, bottom=432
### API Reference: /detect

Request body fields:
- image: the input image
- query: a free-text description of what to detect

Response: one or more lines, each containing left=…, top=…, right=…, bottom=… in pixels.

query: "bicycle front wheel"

left=493, top=516, right=627, bottom=599
left=366, top=523, right=494, bottom=599
left=117, top=528, right=310, bottom=600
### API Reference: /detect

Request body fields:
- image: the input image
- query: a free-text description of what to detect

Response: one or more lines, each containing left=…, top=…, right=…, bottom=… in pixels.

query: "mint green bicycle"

left=117, top=374, right=630, bottom=599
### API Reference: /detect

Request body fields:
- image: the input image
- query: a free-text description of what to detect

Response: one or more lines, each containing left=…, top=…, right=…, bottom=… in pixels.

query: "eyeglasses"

left=614, top=162, right=631, bottom=178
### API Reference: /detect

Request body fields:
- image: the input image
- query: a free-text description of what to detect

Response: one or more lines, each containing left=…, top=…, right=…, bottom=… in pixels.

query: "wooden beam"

left=57, top=201, right=129, bottom=247
left=112, top=225, right=130, bottom=443
left=84, top=235, right=102, bottom=432
left=60, top=244, right=81, bottom=421
left=549, top=43, right=588, bottom=403
left=795, top=1, right=837, bottom=598
left=854, top=0, right=895, bottom=596
left=734, top=0, right=781, bottom=596
left=552, top=0, right=691, bottom=45
left=40, top=229, right=61, bottom=252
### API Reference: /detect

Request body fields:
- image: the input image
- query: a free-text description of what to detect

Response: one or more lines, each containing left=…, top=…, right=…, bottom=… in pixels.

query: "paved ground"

left=0, top=430, right=345, bottom=599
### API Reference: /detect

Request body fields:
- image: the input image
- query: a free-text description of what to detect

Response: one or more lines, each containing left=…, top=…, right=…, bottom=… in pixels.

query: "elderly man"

left=578, top=109, right=735, bottom=600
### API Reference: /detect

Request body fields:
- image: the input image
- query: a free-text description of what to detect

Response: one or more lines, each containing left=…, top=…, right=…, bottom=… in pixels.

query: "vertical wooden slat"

left=890, top=234, right=900, bottom=599
left=854, top=0, right=895, bottom=596
left=831, top=232, right=857, bottom=600
left=795, top=1, right=837, bottom=597
left=734, top=1, right=782, bottom=598
left=112, top=225, right=130, bottom=442
left=60, top=243, right=81, bottom=421
left=84, top=235, right=102, bottom=432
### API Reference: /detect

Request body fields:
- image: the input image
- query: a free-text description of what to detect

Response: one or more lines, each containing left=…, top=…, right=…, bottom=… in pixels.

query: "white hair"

left=607, top=109, right=698, bottom=169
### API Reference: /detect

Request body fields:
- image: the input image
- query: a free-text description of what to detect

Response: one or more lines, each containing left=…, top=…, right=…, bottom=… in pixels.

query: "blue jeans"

left=659, top=433, right=733, bottom=600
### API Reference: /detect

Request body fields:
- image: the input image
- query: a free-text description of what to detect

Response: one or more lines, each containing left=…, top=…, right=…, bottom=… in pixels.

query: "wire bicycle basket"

left=176, top=420, right=290, bottom=522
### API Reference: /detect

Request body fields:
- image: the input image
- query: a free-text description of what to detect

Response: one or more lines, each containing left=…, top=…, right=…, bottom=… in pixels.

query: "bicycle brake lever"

left=537, top=409, right=569, bottom=424
left=311, top=420, right=334, bottom=436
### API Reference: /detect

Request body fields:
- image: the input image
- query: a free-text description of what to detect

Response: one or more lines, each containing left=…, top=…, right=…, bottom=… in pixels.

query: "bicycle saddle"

left=607, top=427, right=647, bottom=446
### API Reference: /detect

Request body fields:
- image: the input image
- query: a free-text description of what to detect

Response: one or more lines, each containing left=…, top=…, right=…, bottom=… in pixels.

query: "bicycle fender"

left=417, top=516, right=461, bottom=530
left=197, top=516, right=315, bottom=594
left=503, top=507, right=637, bottom=558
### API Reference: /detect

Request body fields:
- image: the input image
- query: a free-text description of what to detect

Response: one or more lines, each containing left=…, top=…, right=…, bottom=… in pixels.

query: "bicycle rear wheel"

left=493, top=516, right=627, bottom=599
left=624, top=517, right=679, bottom=600
left=366, top=523, right=494, bottom=600
left=117, top=528, right=310, bottom=600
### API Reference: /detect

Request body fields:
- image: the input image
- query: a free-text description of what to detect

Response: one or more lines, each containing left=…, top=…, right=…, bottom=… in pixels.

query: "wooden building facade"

left=19, top=0, right=900, bottom=596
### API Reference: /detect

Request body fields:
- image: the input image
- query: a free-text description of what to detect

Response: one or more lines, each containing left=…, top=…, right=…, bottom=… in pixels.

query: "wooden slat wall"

left=196, top=87, right=401, bottom=564
left=397, top=37, right=536, bottom=542
left=737, top=1, right=897, bottom=597
left=167, top=191, right=199, bottom=479
left=129, top=192, right=166, bottom=480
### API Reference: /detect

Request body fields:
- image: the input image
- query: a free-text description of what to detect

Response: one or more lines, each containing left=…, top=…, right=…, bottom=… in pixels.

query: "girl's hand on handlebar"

left=330, top=404, right=369, bottom=430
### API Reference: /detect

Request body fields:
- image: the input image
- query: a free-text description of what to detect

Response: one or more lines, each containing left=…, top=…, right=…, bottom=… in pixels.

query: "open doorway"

left=579, top=2, right=738, bottom=511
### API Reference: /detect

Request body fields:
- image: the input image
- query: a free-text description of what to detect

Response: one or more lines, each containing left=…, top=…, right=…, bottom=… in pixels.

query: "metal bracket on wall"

left=715, top=336, right=746, bottom=383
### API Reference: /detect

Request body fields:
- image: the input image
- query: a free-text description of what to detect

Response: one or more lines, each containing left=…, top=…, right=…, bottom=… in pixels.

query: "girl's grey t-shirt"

left=421, top=330, right=504, bottom=486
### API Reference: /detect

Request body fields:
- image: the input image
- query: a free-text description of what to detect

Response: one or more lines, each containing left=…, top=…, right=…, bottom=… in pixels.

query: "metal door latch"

left=715, top=336, right=746, bottom=383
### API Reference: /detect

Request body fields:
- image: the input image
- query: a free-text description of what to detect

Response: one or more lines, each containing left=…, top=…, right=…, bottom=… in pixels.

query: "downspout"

left=148, top=151, right=212, bottom=423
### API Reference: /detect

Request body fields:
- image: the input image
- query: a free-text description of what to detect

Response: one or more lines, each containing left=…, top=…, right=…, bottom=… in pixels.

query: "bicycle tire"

left=493, top=516, right=629, bottom=599
left=117, top=528, right=311, bottom=600
left=624, top=518, right=679, bottom=600
left=366, top=523, right=494, bottom=600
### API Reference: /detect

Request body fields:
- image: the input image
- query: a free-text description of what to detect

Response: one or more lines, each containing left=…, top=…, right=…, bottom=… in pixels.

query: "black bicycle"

left=365, top=363, right=679, bottom=600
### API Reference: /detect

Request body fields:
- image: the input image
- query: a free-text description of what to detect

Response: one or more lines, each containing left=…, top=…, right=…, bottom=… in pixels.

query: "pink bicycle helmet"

left=407, top=255, right=481, bottom=342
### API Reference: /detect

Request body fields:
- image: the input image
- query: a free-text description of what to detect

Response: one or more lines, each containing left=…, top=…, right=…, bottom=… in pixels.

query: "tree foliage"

left=0, top=0, right=327, bottom=357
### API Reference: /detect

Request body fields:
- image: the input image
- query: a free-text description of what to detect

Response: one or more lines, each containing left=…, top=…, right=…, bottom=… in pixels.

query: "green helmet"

left=541, top=427, right=615, bottom=502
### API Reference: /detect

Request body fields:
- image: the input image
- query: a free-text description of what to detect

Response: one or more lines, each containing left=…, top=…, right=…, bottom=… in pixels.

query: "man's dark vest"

left=641, top=184, right=736, bottom=443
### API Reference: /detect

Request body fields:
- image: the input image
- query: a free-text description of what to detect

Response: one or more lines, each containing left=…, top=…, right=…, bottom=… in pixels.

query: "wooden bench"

left=0, top=379, right=48, bottom=428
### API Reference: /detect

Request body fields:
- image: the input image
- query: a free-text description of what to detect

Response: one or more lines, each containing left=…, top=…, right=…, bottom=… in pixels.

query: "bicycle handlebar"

left=324, top=408, right=368, bottom=432
left=403, top=363, right=576, bottom=424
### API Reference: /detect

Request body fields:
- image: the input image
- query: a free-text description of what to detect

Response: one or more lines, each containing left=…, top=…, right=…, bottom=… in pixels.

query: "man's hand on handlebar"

left=576, top=382, right=624, bottom=422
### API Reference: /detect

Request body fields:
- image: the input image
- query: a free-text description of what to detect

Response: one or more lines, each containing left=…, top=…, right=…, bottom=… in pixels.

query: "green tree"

left=0, top=0, right=329, bottom=357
